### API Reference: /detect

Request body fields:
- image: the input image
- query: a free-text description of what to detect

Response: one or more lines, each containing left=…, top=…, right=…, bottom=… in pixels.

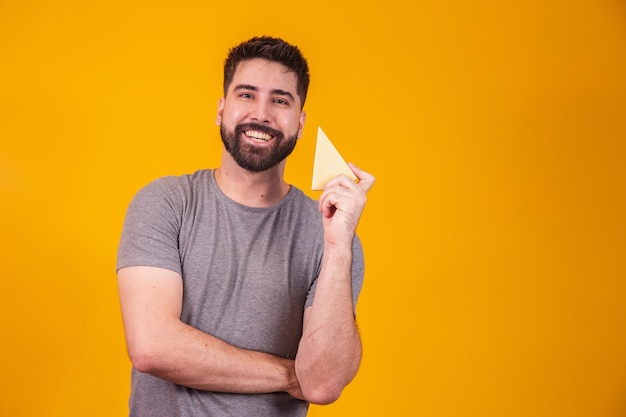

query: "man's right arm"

left=117, top=265, right=303, bottom=398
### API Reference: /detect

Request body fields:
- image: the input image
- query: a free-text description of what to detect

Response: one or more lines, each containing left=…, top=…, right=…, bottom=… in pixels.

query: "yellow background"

left=1, top=1, right=625, bottom=416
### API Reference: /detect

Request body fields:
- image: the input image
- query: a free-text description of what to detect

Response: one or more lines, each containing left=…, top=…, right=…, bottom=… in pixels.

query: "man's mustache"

left=235, top=123, right=283, bottom=139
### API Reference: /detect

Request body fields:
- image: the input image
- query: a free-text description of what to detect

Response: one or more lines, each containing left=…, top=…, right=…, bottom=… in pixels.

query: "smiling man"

left=218, top=57, right=304, bottom=175
left=116, top=36, right=375, bottom=417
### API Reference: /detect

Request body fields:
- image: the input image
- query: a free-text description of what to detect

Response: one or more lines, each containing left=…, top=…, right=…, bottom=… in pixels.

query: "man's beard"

left=220, top=123, right=298, bottom=172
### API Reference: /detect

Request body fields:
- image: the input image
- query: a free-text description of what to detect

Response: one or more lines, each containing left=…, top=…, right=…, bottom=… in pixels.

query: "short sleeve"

left=116, top=179, right=183, bottom=275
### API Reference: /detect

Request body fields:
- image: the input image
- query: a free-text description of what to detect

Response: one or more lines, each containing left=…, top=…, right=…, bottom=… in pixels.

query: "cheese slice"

left=311, top=127, right=357, bottom=190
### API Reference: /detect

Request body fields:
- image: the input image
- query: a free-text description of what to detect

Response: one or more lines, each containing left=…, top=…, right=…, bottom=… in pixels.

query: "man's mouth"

left=244, top=130, right=273, bottom=142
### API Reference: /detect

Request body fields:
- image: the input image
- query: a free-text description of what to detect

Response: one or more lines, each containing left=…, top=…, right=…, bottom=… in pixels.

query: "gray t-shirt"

left=117, top=169, right=364, bottom=417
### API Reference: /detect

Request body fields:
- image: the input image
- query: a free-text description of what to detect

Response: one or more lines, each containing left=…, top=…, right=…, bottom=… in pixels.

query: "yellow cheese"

left=311, top=127, right=357, bottom=190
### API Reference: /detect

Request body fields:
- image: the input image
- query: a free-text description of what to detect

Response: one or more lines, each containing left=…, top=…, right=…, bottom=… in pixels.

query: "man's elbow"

left=297, top=352, right=362, bottom=404
left=300, top=368, right=359, bottom=405
left=302, top=383, right=344, bottom=405
left=127, top=340, right=163, bottom=374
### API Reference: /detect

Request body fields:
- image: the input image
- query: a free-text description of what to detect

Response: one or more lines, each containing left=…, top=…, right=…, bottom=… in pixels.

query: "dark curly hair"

left=223, top=36, right=310, bottom=108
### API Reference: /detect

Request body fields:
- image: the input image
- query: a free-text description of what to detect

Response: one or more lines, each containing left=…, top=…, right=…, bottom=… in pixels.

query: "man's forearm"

left=294, top=244, right=362, bottom=405
left=118, top=266, right=303, bottom=398
left=129, top=318, right=301, bottom=396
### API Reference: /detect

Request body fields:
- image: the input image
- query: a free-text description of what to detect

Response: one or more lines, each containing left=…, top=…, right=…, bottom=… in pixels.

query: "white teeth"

left=245, top=130, right=272, bottom=141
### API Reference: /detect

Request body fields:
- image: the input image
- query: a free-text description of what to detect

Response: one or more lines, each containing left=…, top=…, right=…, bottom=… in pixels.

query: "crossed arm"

left=117, top=265, right=303, bottom=397
left=117, top=255, right=352, bottom=404
left=117, top=164, right=374, bottom=404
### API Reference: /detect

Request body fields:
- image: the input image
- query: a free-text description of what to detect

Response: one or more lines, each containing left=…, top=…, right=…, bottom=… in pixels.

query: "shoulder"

left=152, top=169, right=211, bottom=191
left=136, top=169, right=212, bottom=198
left=273, top=186, right=325, bottom=244
left=128, top=169, right=213, bottom=214
left=285, top=185, right=322, bottom=218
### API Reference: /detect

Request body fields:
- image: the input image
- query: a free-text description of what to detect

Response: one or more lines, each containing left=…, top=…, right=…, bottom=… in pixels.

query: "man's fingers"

left=348, top=162, right=375, bottom=194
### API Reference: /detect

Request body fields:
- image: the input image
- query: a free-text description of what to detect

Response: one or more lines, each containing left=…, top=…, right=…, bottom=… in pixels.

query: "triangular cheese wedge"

left=312, top=127, right=357, bottom=190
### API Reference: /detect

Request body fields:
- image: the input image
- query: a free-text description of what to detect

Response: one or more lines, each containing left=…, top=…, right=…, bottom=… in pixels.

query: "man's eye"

left=274, top=98, right=288, bottom=105
left=240, top=93, right=254, bottom=99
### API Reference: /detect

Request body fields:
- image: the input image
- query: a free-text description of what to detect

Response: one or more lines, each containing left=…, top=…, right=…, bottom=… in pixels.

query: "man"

left=116, top=36, right=375, bottom=417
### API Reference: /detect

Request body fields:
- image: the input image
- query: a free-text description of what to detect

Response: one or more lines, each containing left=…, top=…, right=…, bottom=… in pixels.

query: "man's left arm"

left=295, top=163, right=375, bottom=405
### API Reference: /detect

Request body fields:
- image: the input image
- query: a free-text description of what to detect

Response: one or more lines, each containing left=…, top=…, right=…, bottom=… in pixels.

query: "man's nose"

left=251, top=100, right=271, bottom=124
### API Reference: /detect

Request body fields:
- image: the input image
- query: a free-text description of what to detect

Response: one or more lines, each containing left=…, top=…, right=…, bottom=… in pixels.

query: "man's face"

left=216, top=58, right=306, bottom=172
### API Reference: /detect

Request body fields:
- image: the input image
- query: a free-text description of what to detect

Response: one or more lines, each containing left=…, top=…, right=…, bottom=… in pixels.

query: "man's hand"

left=318, top=162, right=375, bottom=246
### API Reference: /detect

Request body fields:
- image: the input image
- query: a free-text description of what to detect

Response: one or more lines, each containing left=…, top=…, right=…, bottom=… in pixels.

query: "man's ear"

left=297, top=111, right=307, bottom=138
left=215, top=97, right=225, bottom=125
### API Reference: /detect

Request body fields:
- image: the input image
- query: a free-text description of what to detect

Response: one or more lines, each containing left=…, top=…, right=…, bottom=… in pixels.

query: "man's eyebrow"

left=233, top=84, right=258, bottom=92
left=233, top=84, right=296, bottom=102
left=271, top=89, right=296, bottom=102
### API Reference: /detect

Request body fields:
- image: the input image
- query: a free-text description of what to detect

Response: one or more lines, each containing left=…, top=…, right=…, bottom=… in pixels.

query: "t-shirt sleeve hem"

left=115, top=259, right=182, bottom=276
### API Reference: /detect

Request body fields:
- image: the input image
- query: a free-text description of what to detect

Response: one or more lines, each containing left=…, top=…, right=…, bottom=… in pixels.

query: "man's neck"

left=214, top=153, right=290, bottom=208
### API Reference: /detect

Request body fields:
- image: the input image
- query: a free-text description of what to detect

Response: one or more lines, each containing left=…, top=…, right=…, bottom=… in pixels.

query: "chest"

left=174, top=198, right=323, bottom=355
